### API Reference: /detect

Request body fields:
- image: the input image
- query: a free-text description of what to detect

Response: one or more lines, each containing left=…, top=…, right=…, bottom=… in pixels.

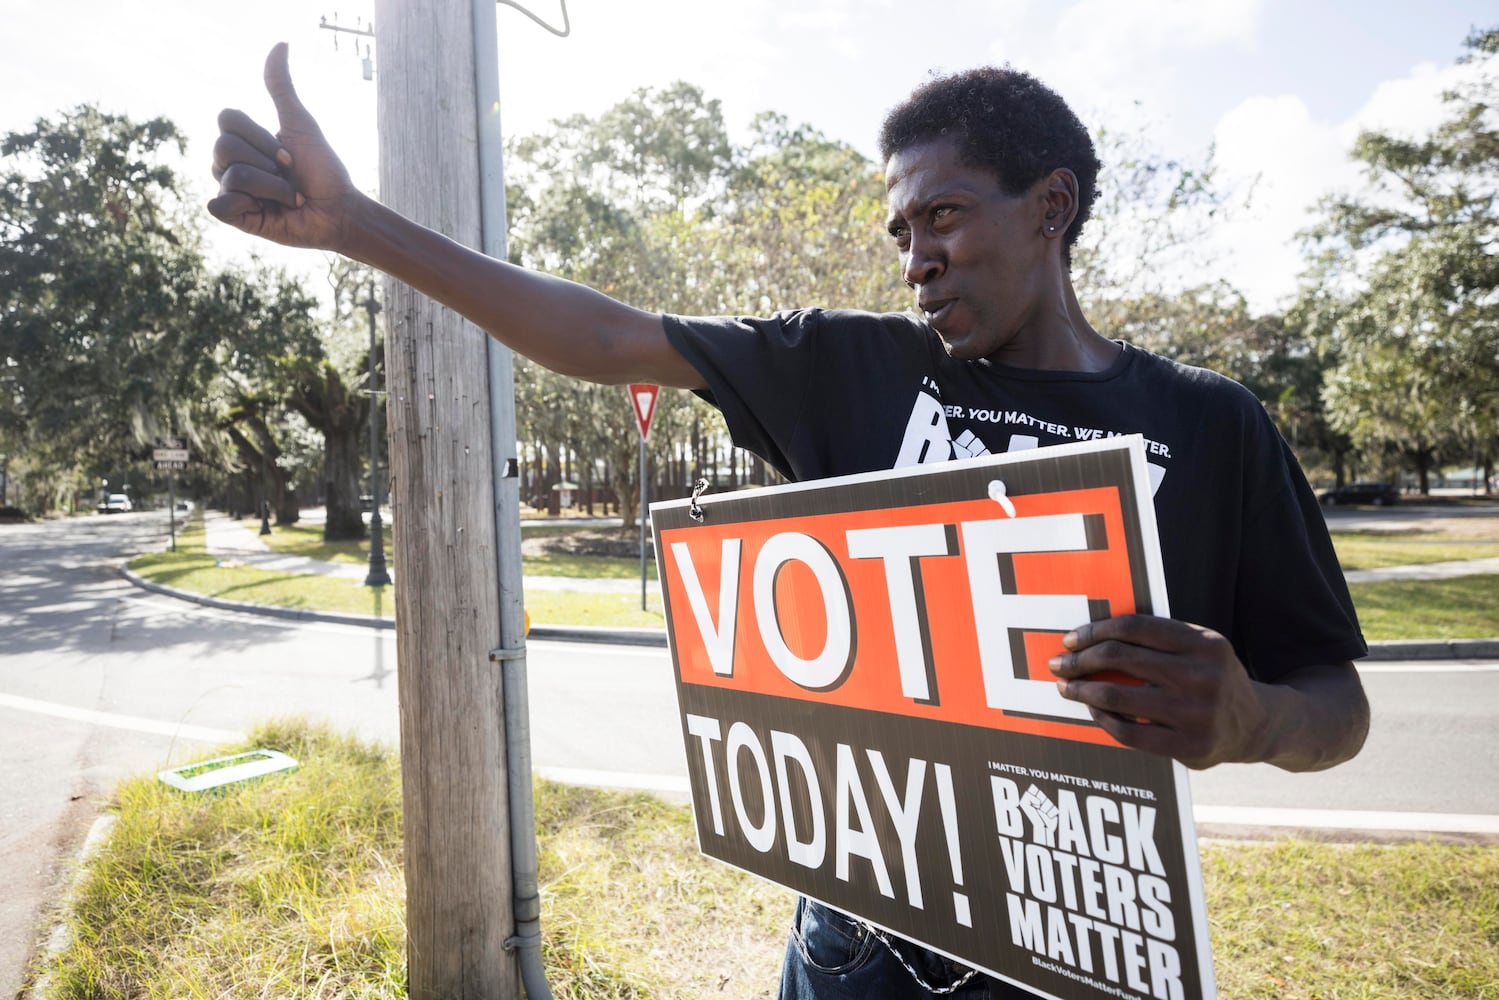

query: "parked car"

left=98, top=493, right=133, bottom=514
left=1320, top=481, right=1400, bottom=507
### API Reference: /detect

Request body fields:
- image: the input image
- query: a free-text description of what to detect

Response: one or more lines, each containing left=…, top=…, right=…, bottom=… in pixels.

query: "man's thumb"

left=263, top=42, right=314, bottom=130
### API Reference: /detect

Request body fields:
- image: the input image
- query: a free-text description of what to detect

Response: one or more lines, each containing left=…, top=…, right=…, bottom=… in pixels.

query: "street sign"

left=627, top=383, right=660, bottom=440
left=153, top=447, right=189, bottom=464
left=155, top=461, right=187, bottom=470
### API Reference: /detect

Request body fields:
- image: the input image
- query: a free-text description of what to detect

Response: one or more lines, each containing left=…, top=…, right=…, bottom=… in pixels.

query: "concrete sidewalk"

left=204, top=512, right=372, bottom=581
left=1344, top=556, right=1499, bottom=583
left=203, top=512, right=644, bottom=593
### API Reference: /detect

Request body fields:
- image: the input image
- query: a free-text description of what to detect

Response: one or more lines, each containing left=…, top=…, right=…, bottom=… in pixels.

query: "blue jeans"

left=777, top=898, right=1034, bottom=999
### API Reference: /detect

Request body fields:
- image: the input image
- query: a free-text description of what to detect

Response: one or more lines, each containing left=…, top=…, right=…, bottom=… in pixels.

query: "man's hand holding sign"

left=1052, top=614, right=1369, bottom=772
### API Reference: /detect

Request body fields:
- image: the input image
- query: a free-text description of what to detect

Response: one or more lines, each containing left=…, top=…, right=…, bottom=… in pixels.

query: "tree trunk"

left=376, top=1, right=516, bottom=995
left=544, top=446, right=559, bottom=516
left=1413, top=443, right=1433, bottom=496
left=613, top=457, right=637, bottom=529
left=277, top=487, right=300, bottom=526
left=323, top=418, right=367, bottom=541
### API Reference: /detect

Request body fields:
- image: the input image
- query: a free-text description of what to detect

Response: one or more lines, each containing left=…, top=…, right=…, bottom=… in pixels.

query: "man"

left=212, top=47, right=1369, bottom=998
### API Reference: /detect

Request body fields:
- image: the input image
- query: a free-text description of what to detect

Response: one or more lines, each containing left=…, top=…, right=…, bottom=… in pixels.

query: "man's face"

left=884, top=138, right=1050, bottom=365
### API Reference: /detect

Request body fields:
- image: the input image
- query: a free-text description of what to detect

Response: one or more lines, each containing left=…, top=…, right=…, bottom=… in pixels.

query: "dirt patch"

left=1423, top=516, right=1499, bottom=538
left=1336, top=515, right=1499, bottom=538
left=522, top=527, right=652, bottom=559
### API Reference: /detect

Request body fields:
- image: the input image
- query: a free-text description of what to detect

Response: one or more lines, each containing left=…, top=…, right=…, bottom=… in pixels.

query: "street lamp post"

left=363, top=276, right=392, bottom=588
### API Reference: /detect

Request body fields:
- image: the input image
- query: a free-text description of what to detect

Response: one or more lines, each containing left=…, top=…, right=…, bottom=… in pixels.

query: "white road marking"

left=5, top=693, right=1492, bottom=837
left=1358, top=662, right=1499, bottom=673
left=1194, top=805, right=1499, bottom=835
left=0, top=692, right=244, bottom=744
left=535, top=766, right=690, bottom=795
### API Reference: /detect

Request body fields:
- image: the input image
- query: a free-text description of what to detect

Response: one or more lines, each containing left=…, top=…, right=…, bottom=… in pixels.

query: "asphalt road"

left=2, top=509, right=1496, bottom=995
left=0, top=512, right=406, bottom=997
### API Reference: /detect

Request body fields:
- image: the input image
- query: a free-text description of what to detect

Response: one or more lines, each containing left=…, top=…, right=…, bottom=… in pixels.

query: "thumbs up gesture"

left=208, top=43, right=359, bottom=251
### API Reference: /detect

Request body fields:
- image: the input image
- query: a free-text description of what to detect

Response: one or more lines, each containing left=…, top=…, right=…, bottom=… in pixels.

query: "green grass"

left=1348, top=575, right=1499, bottom=641
left=38, top=720, right=406, bottom=999
left=535, top=783, right=789, bottom=998
left=132, top=513, right=395, bottom=619
left=35, top=722, right=1499, bottom=999
left=251, top=517, right=652, bottom=578
left=523, top=550, right=658, bottom=580
left=132, top=549, right=396, bottom=619
left=254, top=519, right=395, bottom=567
left=523, top=589, right=665, bottom=629
left=235, top=516, right=655, bottom=580
left=35, top=720, right=788, bottom=1000
left=1331, top=530, right=1499, bottom=571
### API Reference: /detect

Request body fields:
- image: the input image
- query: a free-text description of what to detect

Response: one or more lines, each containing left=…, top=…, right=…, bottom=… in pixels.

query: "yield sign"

left=627, top=383, right=660, bottom=440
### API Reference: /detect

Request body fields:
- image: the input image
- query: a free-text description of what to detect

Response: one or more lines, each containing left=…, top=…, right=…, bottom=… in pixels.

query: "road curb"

left=527, top=623, right=667, bottom=647
left=1363, top=638, right=1499, bottom=660
left=122, top=566, right=1495, bottom=658
left=27, top=812, right=117, bottom=1000
left=121, top=566, right=395, bottom=630
left=120, top=564, right=675, bottom=644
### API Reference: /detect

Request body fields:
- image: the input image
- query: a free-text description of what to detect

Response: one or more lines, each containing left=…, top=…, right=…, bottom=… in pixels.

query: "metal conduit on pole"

left=472, top=2, right=553, bottom=997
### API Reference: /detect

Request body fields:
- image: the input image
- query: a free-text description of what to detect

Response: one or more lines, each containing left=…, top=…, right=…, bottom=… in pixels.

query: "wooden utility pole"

left=373, top=1, right=517, bottom=996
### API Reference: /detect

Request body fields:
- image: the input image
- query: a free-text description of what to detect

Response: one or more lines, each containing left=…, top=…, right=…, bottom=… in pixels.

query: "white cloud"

left=1206, top=51, right=1490, bottom=312
left=1206, top=95, right=1353, bottom=309
left=4, top=0, right=1486, bottom=317
left=1345, top=55, right=1483, bottom=139
left=1025, top=0, right=1264, bottom=134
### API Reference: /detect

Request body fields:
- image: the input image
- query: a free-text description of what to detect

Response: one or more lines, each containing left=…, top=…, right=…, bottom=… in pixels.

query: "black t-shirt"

left=663, top=307, right=1366, bottom=681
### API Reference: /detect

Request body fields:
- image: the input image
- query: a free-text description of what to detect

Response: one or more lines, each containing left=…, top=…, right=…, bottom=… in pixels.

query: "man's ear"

left=1040, top=168, right=1079, bottom=239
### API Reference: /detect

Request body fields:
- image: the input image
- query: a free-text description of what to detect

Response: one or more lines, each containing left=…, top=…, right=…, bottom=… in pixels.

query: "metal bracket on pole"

left=488, top=645, right=527, bottom=663
left=503, top=924, right=543, bottom=953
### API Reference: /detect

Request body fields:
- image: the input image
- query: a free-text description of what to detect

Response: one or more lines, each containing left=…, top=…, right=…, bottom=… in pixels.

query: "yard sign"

left=650, top=436, right=1214, bottom=1000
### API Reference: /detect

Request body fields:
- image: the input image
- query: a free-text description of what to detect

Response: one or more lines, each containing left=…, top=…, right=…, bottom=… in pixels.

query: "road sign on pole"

left=627, top=383, right=659, bottom=441
left=627, top=384, right=660, bottom=611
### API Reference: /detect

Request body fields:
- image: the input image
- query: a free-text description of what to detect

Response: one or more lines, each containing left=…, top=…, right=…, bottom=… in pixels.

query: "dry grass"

left=535, top=783, right=789, bottom=999
left=33, top=721, right=1499, bottom=999
left=1203, top=839, right=1499, bottom=998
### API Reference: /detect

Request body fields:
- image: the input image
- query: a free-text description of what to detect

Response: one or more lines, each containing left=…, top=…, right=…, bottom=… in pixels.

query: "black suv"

left=1320, top=481, right=1400, bottom=506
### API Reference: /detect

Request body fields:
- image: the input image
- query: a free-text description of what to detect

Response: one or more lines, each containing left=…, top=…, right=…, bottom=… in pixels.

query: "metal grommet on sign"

left=688, top=478, right=710, bottom=523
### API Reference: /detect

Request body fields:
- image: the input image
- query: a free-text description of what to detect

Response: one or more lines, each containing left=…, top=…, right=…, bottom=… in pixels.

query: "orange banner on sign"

left=659, top=486, right=1135, bottom=747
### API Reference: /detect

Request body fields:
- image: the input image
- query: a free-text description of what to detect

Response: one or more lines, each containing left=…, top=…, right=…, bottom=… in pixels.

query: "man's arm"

left=208, top=43, right=704, bottom=390
left=1049, top=615, right=1370, bottom=771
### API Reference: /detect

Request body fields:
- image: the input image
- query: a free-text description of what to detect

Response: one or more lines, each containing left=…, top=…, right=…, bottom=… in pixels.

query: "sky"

left=2, top=0, right=1493, bottom=313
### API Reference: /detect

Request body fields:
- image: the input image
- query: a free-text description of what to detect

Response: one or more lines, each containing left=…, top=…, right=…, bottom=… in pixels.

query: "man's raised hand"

left=208, top=43, right=358, bottom=251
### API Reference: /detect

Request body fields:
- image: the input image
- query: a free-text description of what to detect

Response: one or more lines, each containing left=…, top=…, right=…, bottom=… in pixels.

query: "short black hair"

left=879, top=67, right=1100, bottom=263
